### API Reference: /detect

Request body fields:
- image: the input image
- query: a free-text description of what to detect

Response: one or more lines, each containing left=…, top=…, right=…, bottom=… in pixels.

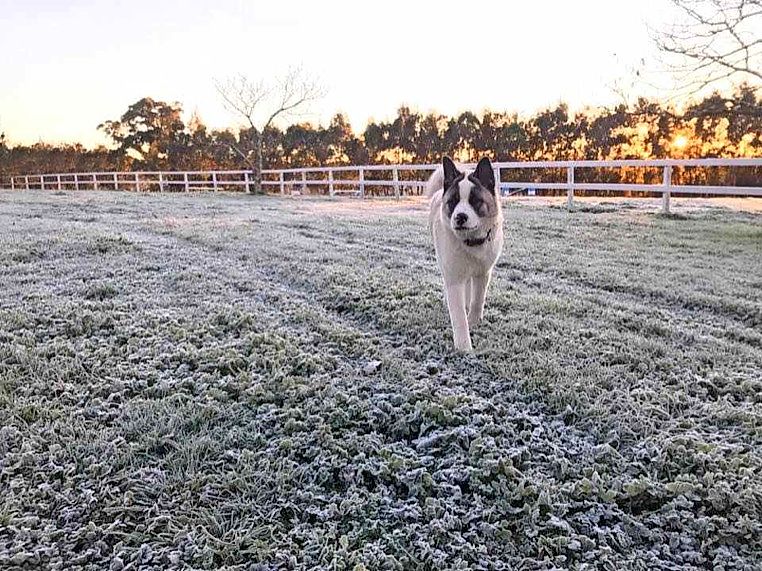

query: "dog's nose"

left=454, top=213, right=468, bottom=227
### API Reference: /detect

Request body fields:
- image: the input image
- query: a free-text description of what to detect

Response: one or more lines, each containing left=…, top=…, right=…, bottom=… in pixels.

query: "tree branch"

left=654, top=0, right=761, bottom=95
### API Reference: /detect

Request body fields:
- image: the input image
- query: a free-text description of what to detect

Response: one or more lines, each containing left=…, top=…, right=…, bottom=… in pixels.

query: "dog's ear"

left=472, top=157, right=495, bottom=193
left=442, top=156, right=461, bottom=189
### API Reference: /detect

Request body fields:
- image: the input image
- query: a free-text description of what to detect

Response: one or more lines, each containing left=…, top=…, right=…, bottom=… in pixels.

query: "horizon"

left=2, top=93, right=738, bottom=151
left=0, top=0, right=715, bottom=149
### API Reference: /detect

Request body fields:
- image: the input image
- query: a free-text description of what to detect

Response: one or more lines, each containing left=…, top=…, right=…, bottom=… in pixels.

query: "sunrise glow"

left=673, top=134, right=689, bottom=150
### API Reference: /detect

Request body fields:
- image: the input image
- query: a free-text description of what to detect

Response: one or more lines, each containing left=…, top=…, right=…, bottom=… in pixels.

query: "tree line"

left=1, top=85, right=760, bottom=188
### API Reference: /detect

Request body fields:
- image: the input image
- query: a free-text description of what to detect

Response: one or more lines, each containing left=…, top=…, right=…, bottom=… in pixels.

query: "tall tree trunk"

left=256, top=133, right=264, bottom=194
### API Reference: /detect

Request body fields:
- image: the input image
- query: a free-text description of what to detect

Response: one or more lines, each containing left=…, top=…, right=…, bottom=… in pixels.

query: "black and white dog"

left=426, top=157, right=504, bottom=351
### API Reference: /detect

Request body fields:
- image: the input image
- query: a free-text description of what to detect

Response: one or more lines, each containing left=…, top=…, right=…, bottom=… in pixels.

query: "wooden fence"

left=5, top=158, right=761, bottom=213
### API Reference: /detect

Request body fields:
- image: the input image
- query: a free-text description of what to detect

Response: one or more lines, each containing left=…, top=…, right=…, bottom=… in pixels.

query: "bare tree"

left=654, top=0, right=761, bottom=96
left=215, top=68, right=324, bottom=194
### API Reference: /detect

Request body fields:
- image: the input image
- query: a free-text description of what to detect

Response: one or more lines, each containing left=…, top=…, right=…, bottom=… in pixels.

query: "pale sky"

left=1, top=0, right=672, bottom=147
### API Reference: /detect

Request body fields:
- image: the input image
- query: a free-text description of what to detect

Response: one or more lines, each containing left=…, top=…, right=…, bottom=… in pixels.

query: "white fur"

left=427, top=164, right=504, bottom=352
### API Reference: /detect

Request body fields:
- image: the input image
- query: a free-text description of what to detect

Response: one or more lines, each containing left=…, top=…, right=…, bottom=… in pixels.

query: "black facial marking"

left=468, top=185, right=495, bottom=217
left=441, top=157, right=465, bottom=218
left=444, top=185, right=461, bottom=218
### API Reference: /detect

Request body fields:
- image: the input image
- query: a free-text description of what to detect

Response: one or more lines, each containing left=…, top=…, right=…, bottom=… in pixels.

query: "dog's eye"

left=446, top=192, right=459, bottom=213
left=469, top=191, right=488, bottom=215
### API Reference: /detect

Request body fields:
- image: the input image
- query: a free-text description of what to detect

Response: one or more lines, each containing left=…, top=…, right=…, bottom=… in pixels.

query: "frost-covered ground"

left=1, top=190, right=760, bottom=570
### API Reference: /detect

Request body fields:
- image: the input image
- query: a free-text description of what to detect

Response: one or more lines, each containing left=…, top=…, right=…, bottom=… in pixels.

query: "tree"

left=586, top=105, right=630, bottom=160
left=362, top=121, right=389, bottom=163
left=0, top=130, right=8, bottom=179
left=215, top=68, right=323, bottom=193
left=414, top=113, right=446, bottom=162
left=524, top=104, right=576, bottom=160
left=323, top=114, right=358, bottom=165
left=98, top=98, right=189, bottom=169
left=208, top=129, right=242, bottom=170
left=389, top=106, right=420, bottom=161
left=654, top=0, right=761, bottom=96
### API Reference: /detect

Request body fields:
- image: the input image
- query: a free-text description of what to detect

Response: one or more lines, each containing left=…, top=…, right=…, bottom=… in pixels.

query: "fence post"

left=494, top=167, right=501, bottom=197
left=92, top=173, right=98, bottom=191
left=158, top=172, right=164, bottom=192
left=566, top=166, right=574, bottom=210
left=393, top=167, right=400, bottom=199
left=301, top=170, right=307, bottom=194
left=244, top=171, right=250, bottom=194
left=73, top=175, right=77, bottom=191
left=40, top=175, right=45, bottom=191
left=112, top=173, right=117, bottom=191
left=359, top=168, right=365, bottom=198
left=279, top=172, right=284, bottom=195
left=662, top=165, right=672, bottom=214
left=133, top=172, right=139, bottom=192
left=212, top=172, right=218, bottom=192
left=58, top=175, right=63, bottom=191
left=184, top=172, right=189, bottom=192
left=10, top=177, right=14, bottom=191
left=328, top=169, right=334, bottom=196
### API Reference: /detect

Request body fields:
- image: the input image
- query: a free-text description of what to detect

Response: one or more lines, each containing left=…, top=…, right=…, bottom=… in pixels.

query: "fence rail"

left=4, top=158, right=761, bottom=213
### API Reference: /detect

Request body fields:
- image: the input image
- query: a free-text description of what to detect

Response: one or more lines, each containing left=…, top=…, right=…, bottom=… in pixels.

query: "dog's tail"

left=424, top=165, right=444, bottom=197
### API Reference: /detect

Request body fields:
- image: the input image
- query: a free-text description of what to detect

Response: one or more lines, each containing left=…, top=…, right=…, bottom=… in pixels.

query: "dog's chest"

left=432, top=219, right=502, bottom=275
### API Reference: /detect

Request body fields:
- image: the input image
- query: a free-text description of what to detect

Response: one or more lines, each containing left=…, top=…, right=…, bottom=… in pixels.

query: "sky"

left=1, top=0, right=673, bottom=147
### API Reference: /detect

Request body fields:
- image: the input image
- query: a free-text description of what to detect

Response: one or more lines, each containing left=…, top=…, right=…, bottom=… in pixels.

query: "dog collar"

left=463, top=227, right=493, bottom=247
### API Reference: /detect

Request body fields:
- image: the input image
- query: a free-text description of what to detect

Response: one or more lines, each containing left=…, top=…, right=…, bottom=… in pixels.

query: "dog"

left=426, top=156, right=504, bottom=351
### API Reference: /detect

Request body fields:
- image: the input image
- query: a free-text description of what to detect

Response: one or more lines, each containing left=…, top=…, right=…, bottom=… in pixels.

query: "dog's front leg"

left=464, top=278, right=472, bottom=318
left=469, top=272, right=491, bottom=327
left=445, top=282, right=472, bottom=352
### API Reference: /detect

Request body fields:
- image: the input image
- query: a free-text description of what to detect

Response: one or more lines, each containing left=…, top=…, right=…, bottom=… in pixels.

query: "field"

left=1, top=190, right=760, bottom=570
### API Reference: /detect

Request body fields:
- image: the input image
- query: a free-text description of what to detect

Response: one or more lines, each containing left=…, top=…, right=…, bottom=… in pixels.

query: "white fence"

left=5, top=158, right=761, bottom=213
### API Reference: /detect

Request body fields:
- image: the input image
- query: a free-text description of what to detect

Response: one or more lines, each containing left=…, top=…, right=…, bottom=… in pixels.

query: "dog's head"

left=441, top=156, right=499, bottom=235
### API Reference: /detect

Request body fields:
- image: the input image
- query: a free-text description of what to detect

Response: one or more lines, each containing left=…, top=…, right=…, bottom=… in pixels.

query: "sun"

left=672, top=134, right=689, bottom=150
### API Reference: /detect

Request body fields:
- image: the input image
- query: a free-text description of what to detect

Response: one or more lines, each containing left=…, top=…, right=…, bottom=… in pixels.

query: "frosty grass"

left=0, top=190, right=760, bottom=570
